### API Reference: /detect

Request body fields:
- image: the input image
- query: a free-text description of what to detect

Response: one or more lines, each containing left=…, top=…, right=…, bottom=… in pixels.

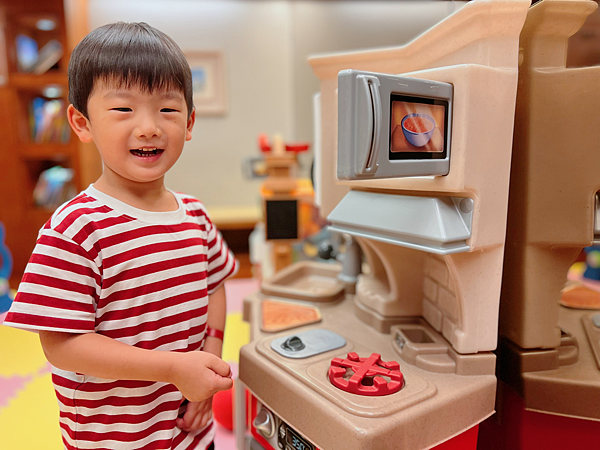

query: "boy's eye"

left=161, top=108, right=178, bottom=113
left=111, top=107, right=132, bottom=112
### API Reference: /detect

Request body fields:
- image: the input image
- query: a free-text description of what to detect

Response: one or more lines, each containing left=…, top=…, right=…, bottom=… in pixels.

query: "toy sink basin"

left=260, top=261, right=345, bottom=302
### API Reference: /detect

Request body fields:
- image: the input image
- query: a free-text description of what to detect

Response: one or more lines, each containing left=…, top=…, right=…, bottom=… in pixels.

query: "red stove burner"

left=328, top=352, right=404, bottom=396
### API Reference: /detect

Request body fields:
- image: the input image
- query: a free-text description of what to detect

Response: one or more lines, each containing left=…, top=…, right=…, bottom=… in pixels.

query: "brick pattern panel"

left=422, top=254, right=459, bottom=334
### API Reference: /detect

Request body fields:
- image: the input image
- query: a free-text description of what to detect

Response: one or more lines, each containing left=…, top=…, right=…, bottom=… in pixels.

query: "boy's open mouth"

left=130, top=148, right=164, bottom=157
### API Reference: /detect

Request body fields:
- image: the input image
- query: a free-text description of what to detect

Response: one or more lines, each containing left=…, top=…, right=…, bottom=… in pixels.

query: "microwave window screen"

left=389, top=94, right=448, bottom=160
left=265, top=199, right=298, bottom=240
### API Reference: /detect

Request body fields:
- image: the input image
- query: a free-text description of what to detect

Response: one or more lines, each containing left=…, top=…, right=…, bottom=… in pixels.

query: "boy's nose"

left=136, top=116, right=162, bottom=138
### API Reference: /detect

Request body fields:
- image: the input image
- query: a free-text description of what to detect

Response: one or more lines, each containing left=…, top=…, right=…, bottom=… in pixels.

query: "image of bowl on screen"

left=401, top=113, right=435, bottom=147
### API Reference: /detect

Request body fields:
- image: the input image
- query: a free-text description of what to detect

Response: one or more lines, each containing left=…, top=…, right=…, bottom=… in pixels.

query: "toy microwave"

left=337, top=69, right=453, bottom=180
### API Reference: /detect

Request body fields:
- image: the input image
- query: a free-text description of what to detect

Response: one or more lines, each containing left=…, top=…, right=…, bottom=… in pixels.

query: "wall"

left=88, top=0, right=466, bottom=210
left=290, top=1, right=466, bottom=144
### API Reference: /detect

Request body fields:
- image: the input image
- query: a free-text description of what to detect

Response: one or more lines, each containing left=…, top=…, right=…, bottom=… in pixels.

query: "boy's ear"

left=186, top=108, right=196, bottom=141
left=67, top=104, right=94, bottom=143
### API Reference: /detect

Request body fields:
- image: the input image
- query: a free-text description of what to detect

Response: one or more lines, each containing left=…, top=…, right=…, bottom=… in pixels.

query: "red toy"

left=257, top=133, right=309, bottom=154
left=328, top=352, right=404, bottom=396
left=212, top=385, right=234, bottom=431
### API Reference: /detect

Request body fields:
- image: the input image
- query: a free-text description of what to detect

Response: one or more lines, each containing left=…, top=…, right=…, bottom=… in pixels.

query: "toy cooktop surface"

left=240, top=292, right=496, bottom=450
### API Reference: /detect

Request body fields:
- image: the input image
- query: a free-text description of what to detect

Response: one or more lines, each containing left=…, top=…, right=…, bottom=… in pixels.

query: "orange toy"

left=257, top=134, right=313, bottom=273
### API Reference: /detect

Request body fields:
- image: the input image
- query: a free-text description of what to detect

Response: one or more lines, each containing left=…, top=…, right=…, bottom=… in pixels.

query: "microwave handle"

left=357, top=75, right=381, bottom=176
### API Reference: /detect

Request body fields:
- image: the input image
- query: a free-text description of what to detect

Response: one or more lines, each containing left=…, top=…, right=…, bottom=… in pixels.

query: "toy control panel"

left=251, top=396, right=320, bottom=450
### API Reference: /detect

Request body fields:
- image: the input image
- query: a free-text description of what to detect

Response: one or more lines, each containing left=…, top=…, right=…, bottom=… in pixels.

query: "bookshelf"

left=0, top=0, right=101, bottom=287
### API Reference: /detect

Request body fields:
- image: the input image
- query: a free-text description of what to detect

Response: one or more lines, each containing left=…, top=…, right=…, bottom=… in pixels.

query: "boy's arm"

left=203, top=284, right=227, bottom=357
left=176, top=284, right=228, bottom=432
left=39, top=329, right=232, bottom=402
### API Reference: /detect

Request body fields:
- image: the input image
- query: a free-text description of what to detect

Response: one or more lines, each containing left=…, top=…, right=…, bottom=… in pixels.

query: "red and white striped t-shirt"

left=5, top=185, right=238, bottom=450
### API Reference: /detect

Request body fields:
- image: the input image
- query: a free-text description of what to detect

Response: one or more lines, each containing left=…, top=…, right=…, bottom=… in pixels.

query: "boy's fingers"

left=176, top=417, right=187, bottom=430
left=213, top=375, right=233, bottom=392
left=207, top=358, right=232, bottom=377
left=183, top=404, right=197, bottom=426
left=190, top=413, right=200, bottom=430
left=193, top=409, right=210, bottom=430
left=177, top=402, right=212, bottom=431
left=198, top=411, right=212, bottom=429
left=177, top=410, right=197, bottom=431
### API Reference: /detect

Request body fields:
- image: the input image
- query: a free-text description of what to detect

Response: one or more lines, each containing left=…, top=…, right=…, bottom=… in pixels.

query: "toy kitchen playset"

left=237, top=0, right=531, bottom=449
left=478, top=0, right=600, bottom=448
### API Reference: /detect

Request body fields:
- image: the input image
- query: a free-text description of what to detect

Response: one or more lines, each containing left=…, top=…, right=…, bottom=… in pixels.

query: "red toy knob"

left=285, top=143, right=310, bottom=153
left=328, top=352, right=404, bottom=396
left=258, top=134, right=271, bottom=153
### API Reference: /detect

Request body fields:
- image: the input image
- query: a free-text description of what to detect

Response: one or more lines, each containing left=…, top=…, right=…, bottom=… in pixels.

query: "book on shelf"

left=31, top=40, right=63, bottom=75
left=29, top=97, right=70, bottom=144
left=15, top=34, right=63, bottom=74
left=33, top=166, right=76, bottom=209
left=15, top=34, right=38, bottom=72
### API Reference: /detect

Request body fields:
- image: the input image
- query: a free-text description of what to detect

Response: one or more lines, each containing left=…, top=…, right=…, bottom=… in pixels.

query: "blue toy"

left=0, top=222, right=13, bottom=313
left=582, top=245, right=600, bottom=281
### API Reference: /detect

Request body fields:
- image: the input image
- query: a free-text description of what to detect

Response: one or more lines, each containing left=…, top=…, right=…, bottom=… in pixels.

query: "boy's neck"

left=93, top=173, right=178, bottom=212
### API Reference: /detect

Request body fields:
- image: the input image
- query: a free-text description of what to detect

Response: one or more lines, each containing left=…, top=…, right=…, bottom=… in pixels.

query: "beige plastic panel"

left=309, top=0, right=529, bottom=354
left=309, top=0, right=529, bottom=219
left=356, top=239, right=425, bottom=318
left=499, top=0, right=600, bottom=350
left=241, top=292, right=497, bottom=450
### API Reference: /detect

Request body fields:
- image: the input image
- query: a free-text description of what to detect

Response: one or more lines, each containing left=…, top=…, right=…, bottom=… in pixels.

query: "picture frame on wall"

left=185, top=50, right=227, bottom=116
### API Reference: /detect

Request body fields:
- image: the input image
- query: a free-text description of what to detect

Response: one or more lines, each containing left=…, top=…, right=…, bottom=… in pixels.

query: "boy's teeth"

left=131, top=148, right=162, bottom=157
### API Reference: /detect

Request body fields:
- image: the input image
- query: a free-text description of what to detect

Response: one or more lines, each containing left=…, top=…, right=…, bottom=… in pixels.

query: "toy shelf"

left=0, top=0, right=99, bottom=288
left=9, top=71, right=68, bottom=87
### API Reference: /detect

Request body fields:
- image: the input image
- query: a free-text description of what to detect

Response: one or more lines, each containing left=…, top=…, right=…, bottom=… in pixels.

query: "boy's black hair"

left=68, top=22, right=194, bottom=118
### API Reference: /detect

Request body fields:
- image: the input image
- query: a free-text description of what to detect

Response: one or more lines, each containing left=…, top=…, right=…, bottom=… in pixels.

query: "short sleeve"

left=204, top=216, right=239, bottom=294
left=4, top=228, right=100, bottom=333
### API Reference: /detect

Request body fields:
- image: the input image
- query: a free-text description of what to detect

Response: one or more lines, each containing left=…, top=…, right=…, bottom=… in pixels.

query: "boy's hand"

left=176, top=398, right=213, bottom=432
left=171, top=351, right=232, bottom=402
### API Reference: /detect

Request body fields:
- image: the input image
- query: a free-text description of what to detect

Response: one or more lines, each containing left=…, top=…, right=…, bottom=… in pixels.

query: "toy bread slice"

left=560, top=283, right=600, bottom=310
left=261, top=299, right=321, bottom=332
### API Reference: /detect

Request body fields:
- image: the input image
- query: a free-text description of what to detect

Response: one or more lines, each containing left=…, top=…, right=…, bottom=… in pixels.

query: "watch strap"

left=206, top=326, right=224, bottom=341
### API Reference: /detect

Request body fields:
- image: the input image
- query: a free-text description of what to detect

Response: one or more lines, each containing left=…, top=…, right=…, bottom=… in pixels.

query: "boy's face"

left=68, top=79, right=195, bottom=187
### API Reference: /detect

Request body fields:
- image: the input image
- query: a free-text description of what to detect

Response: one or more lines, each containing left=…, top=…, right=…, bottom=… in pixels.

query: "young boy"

left=4, top=22, right=237, bottom=450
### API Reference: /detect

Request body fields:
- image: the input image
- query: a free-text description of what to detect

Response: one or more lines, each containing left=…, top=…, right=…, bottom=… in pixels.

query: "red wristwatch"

left=206, top=326, right=224, bottom=341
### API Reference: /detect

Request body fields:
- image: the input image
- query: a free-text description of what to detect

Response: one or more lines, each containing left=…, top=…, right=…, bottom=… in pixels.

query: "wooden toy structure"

left=258, top=134, right=312, bottom=273
left=237, top=1, right=531, bottom=449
